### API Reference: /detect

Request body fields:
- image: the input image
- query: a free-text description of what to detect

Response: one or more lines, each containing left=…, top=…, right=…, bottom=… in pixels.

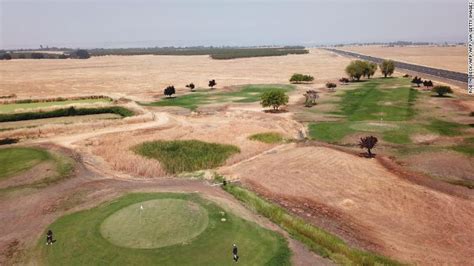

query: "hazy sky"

left=0, top=0, right=467, bottom=49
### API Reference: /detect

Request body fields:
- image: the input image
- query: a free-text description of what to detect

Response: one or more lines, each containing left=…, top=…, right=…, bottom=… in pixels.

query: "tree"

left=31, top=52, right=45, bottom=59
left=290, top=73, right=314, bottom=83
left=260, top=90, right=289, bottom=111
left=304, top=90, right=319, bottom=107
left=431, top=85, right=453, bottom=97
left=365, top=62, right=377, bottom=78
left=379, top=59, right=395, bottom=78
left=411, top=76, right=423, bottom=87
left=186, top=83, right=196, bottom=91
left=208, top=79, right=217, bottom=89
left=345, top=60, right=368, bottom=81
left=359, top=136, right=378, bottom=157
left=326, top=82, right=337, bottom=92
left=423, top=80, right=433, bottom=89
left=164, top=85, right=176, bottom=97
left=0, top=53, right=12, bottom=60
left=71, top=49, right=90, bottom=59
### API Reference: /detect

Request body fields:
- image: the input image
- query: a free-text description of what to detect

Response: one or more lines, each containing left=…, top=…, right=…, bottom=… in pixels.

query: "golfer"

left=46, top=230, right=54, bottom=245
left=232, top=243, right=239, bottom=262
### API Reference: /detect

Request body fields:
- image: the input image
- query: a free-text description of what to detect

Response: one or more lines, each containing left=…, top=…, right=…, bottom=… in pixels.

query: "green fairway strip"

left=0, top=147, right=49, bottom=179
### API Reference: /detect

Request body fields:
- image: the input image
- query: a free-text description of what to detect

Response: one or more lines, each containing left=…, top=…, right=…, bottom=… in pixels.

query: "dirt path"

left=222, top=143, right=474, bottom=265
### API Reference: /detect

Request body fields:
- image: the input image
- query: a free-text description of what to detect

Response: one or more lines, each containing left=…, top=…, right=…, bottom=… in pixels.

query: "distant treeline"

left=0, top=49, right=90, bottom=60
left=88, top=46, right=309, bottom=59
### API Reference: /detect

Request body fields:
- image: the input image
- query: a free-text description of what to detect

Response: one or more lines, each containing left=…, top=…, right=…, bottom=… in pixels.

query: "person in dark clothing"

left=232, top=243, right=239, bottom=262
left=46, top=230, right=54, bottom=245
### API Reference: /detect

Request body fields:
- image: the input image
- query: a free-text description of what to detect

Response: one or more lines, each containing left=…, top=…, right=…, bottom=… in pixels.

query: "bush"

left=164, top=86, right=176, bottom=97
left=379, top=60, right=395, bottom=78
left=186, top=83, right=196, bottom=91
left=31, top=53, right=45, bottom=59
left=359, top=136, right=378, bottom=157
left=431, top=85, right=453, bottom=97
left=208, top=79, right=217, bottom=89
left=411, top=76, right=423, bottom=87
left=326, top=82, right=337, bottom=91
left=345, top=60, right=369, bottom=81
left=0, top=106, right=134, bottom=122
left=290, top=73, right=314, bottom=83
left=70, top=49, right=90, bottom=59
left=339, top=77, right=350, bottom=83
left=0, top=53, right=12, bottom=60
left=260, top=90, right=289, bottom=111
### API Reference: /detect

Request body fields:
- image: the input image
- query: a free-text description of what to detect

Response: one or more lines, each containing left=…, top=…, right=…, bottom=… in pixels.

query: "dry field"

left=0, top=49, right=349, bottom=101
left=342, top=45, right=467, bottom=73
left=221, top=144, right=474, bottom=265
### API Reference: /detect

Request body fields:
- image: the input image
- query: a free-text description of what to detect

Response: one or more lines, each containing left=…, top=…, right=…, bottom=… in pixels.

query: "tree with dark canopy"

left=423, top=80, right=433, bottom=89
left=431, top=85, right=453, bottom=97
left=164, top=85, right=176, bottom=97
left=359, top=136, right=378, bottom=158
left=411, top=76, right=423, bottom=87
left=379, top=60, right=395, bottom=78
left=208, top=79, right=217, bottom=89
left=186, top=83, right=196, bottom=91
left=326, top=82, right=337, bottom=91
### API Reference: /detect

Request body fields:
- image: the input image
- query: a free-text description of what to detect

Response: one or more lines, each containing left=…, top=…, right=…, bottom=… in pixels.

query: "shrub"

left=70, top=49, right=90, bottom=59
left=164, top=86, right=176, bottom=97
left=431, top=85, right=453, bottom=97
left=345, top=60, right=369, bottom=81
left=326, top=82, right=337, bottom=91
left=290, top=73, right=314, bottom=83
left=186, top=83, right=196, bottom=91
left=359, top=135, right=378, bottom=157
left=339, top=77, right=350, bottom=83
left=423, top=80, right=433, bottom=89
left=260, top=90, right=289, bottom=111
left=411, top=76, right=423, bottom=87
left=208, top=79, right=217, bottom=89
left=379, top=60, right=395, bottom=78
left=0, top=53, right=12, bottom=60
left=31, top=53, right=45, bottom=59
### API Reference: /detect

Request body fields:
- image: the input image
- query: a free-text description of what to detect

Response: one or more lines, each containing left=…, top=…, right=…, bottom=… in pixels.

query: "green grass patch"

left=248, top=132, right=285, bottom=144
left=451, top=137, right=474, bottom=156
left=338, top=80, right=417, bottom=121
left=0, top=106, right=134, bottom=123
left=134, top=140, right=240, bottom=174
left=308, top=122, right=354, bottom=142
left=143, top=84, right=294, bottom=110
left=222, top=184, right=402, bottom=266
left=0, top=98, right=111, bottom=113
left=425, top=119, right=466, bottom=136
left=0, top=147, right=50, bottom=180
left=35, top=193, right=290, bottom=266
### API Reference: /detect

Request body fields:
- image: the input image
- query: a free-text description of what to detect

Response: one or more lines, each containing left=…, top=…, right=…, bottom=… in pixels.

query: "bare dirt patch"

left=222, top=144, right=474, bottom=265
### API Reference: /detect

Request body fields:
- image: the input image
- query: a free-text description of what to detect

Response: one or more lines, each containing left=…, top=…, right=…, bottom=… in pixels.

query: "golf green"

left=36, top=193, right=291, bottom=265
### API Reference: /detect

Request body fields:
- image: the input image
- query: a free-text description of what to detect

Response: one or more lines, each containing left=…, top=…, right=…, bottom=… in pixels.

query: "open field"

left=0, top=49, right=349, bottom=101
left=341, top=45, right=467, bottom=73
left=0, top=51, right=473, bottom=266
left=36, top=193, right=290, bottom=265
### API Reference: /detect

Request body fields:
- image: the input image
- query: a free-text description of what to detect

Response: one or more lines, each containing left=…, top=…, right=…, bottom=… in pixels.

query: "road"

left=325, top=48, right=467, bottom=84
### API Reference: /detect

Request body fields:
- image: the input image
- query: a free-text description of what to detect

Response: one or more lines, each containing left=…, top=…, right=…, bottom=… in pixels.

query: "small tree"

left=411, top=76, right=423, bottom=87
left=304, top=90, right=319, bottom=107
left=345, top=60, right=368, bottom=81
left=290, top=73, right=314, bottom=83
left=359, top=136, right=378, bottom=157
left=208, top=79, right=217, bottom=89
left=326, top=82, right=337, bottom=92
left=423, top=80, right=433, bottom=89
left=186, top=83, right=196, bottom=91
left=431, top=85, right=453, bottom=97
left=260, top=90, right=289, bottom=111
left=164, top=85, right=176, bottom=97
left=339, top=77, right=350, bottom=84
left=379, top=59, right=395, bottom=78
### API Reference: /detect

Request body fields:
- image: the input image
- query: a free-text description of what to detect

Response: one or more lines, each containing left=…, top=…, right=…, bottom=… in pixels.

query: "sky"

left=0, top=0, right=467, bottom=49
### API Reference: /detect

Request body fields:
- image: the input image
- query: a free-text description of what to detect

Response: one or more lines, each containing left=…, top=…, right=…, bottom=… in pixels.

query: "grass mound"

left=101, top=199, right=208, bottom=249
left=134, top=140, right=240, bottom=174
left=248, top=132, right=285, bottom=144
left=36, top=193, right=290, bottom=265
left=0, top=147, right=49, bottom=180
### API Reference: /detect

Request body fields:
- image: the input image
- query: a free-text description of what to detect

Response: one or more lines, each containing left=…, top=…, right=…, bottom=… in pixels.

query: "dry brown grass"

left=342, top=45, right=467, bottom=73
left=86, top=111, right=301, bottom=177
left=0, top=49, right=350, bottom=101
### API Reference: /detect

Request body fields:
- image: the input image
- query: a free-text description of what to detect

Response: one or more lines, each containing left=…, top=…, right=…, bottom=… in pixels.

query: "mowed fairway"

left=36, top=193, right=290, bottom=266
